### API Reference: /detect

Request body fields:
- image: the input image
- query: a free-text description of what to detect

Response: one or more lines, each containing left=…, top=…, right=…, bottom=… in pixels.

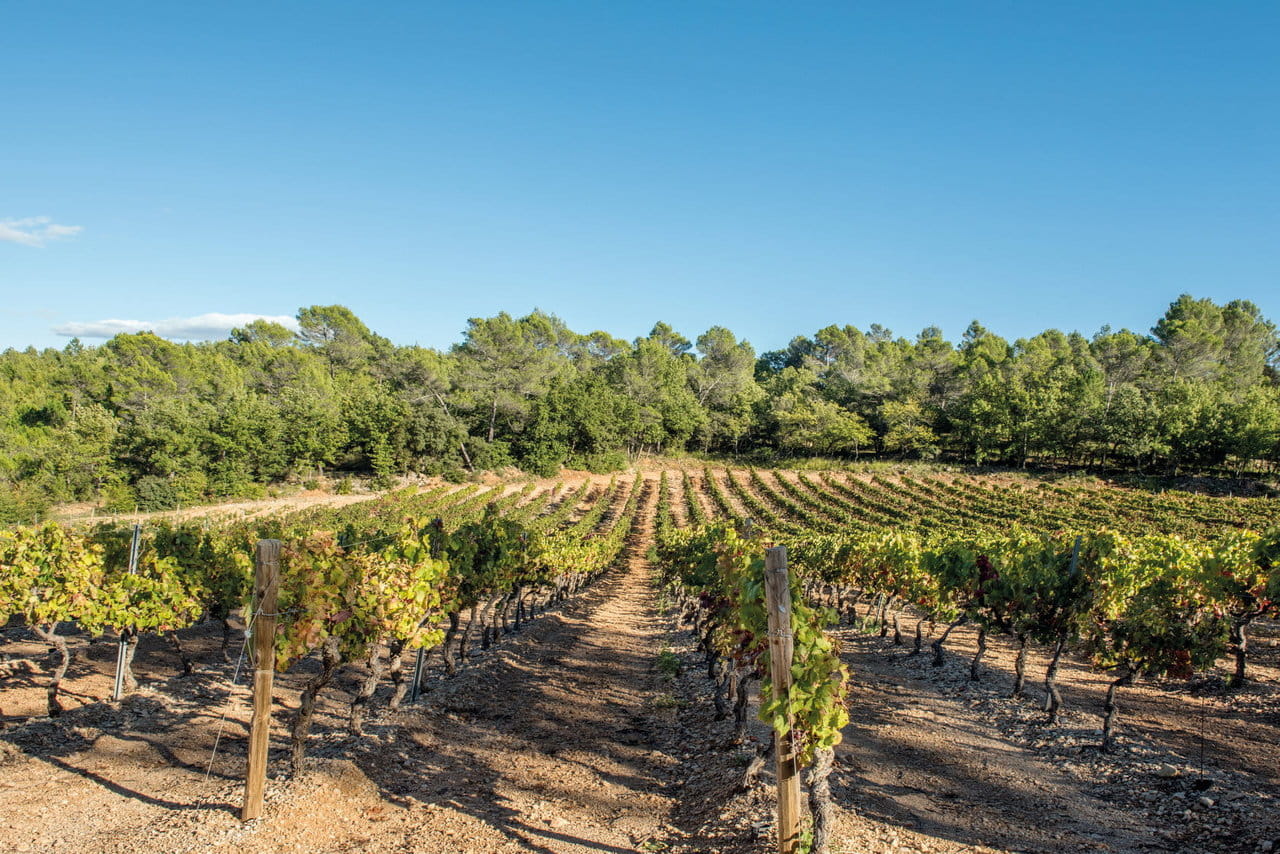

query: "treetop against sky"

left=2, top=2, right=1277, bottom=352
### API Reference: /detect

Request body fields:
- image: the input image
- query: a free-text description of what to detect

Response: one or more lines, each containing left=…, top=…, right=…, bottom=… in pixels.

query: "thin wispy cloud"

left=53, top=313, right=300, bottom=340
left=0, top=216, right=83, bottom=247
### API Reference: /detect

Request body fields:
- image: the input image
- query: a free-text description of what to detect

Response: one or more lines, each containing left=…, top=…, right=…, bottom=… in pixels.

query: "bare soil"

left=823, top=611, right=1280, bottom=854
left=3, top=470, right=1278, bottom=853
left=49, top=490, right=385, bottom=528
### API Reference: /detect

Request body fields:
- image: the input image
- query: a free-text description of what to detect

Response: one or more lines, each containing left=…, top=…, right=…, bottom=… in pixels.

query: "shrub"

left=0, top=482, right=51, bottom=525
left=578, top=450, right=628, bottom=474
left=519, top=441, right=568, bottom=478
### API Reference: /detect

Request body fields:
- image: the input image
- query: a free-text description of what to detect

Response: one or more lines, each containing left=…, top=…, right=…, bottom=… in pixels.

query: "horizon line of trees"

left=2, top=294, right=1278, bottom=521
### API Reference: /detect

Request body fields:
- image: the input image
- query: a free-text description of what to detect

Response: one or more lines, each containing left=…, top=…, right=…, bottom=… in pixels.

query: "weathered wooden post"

left=111, top=524, right=142, bottom=701
left=764, top=545, right=800, bottom=854
left=409, top=646, right=426, bottom=703
left=242, top=539, right=281, bottom=822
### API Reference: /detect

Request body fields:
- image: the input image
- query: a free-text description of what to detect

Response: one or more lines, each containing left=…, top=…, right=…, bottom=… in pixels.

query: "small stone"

left=1197, top=797, right=1214, bottom=808
left=1260, top=841, right=1273, bottom=853
left=1155, top=764, right=1180, bottom=779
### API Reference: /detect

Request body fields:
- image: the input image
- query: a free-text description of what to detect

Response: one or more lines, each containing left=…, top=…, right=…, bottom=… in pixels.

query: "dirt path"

left=821, top=612, right=1280, bottom=854
left=4, top=469, right=1279, bottom=853
left=44, top=470, right=621, bottom=529
left=829, top=630, right=1159, bottom=853
left=0, top=475, right=702, bottom=854
left=269, top=477, right=687, bottom=854
left=684, top=473, right=714, bottom=523
left=703, top=470, right=747, bottom=520
left=48, top=490, right=386, bottom=528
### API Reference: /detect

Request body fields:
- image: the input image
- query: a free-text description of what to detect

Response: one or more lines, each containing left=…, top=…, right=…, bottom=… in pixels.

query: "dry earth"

left=3, top=472, right=1279, bottom=853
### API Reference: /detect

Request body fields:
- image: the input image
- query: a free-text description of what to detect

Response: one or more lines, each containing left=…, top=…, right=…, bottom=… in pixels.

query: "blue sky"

left=3, top=2, right=1277, bottom=354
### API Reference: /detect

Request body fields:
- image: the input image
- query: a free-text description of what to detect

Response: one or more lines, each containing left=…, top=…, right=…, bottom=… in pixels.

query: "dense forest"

left=1, top=294, right=1277, bottom=521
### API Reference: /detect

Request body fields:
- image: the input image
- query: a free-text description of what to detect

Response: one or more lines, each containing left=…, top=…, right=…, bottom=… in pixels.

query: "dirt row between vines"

left=825, top=610, right=1280, bottom=854
left=0, top=475, right=743, bottom=854
left=3, top=469, right=1279, bottom=853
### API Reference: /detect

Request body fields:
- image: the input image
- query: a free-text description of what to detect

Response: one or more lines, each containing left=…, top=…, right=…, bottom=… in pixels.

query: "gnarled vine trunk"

left=349, top=644, right=385, bottom=735
left=711, top=661, right=730, bottom=720
left=1012, top=633, right=1028, bottom=698
left=512, top=583, right=525, bottom=630
left=387, top=638, right=410, bottom=710
left=731, top=670, right=752, bottom=745
left=499, top=593, right=515, bottom=635
left=932, top=616, right=967, bottom=667
left=702, top=624, right=718, bottom=678
left=969, top=627, right=987, bottom=681
left=119, top=631, right=139, bottom=693
left=440, top=611, right=461, bottom=676
left=291, top=638, right=342, bottom=775
left=1101, top=666, right=1134, bottom=752
left=458, top=603, right=479, bottom=661
left=31, top=623, right=69, bottom=717
left=1229, top=619, right=1251, bottom=689
left=1044, top=636, right=1067, bottom=723
left=167, top=630, right=194, bottom=676
left=807, top=747, right=836, bottom=854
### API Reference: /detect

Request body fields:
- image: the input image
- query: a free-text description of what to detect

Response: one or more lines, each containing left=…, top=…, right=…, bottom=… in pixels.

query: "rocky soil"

left=3, top=478, right=1278, bottom=853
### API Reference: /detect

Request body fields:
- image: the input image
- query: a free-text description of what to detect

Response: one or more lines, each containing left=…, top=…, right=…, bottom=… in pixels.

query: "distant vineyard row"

left=657, top=468, right=1279, bottom=755
left=1, top=476, right=644, bottom=767
left=4, top=470, right=1277, bottom=766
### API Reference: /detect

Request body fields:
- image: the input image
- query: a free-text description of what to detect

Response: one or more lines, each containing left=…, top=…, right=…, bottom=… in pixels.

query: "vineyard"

left=1, top=468, right=1279, bottom=853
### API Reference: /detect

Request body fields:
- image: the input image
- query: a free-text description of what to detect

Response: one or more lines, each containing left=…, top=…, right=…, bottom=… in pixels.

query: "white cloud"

left=53, top=313, right=301, bottom=340
left=0, top=216, right=83, bottom=247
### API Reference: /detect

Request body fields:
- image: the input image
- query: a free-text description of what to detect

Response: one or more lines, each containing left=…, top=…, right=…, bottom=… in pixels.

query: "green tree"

left=879, top=398, right=939, bottom=459
left=771, top=369, right=874, bottom=458
left=607, top=332, right=705, bottom=455
left=691, top=326, right=763, bottom=452
left=453, top=311, right=574, bottom=443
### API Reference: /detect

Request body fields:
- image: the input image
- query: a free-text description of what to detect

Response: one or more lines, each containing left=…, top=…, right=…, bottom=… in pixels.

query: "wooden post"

left=112, top=524, right=142, bottom=702
left=764, top=546, right=800, bottom=854
left=410, top=646, right=426, bottom=703
left=242, top=539, right=281, bottom=822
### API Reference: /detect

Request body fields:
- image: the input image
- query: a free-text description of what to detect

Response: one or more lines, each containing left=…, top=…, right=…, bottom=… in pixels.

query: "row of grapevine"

left=0, top=476, right=639, bottom=760
left=271, top=474, right=647, bottom=767
left=652, top=469, right=1280, bottom=753
left=728, top=523, right=1278, bottom=748
left=685, top=467, right=1278, bottom=542
left=650, top=473, right=851, bottom=851
left=0, top=524, right=204, bottom=715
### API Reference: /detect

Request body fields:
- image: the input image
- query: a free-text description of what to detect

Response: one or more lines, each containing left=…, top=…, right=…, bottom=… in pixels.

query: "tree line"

left=1, top=294, right=1276, bottom=521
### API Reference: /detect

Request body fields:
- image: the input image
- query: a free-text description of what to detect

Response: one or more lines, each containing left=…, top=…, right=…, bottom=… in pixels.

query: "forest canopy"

left=2, top=294, right=1277, bottom=521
